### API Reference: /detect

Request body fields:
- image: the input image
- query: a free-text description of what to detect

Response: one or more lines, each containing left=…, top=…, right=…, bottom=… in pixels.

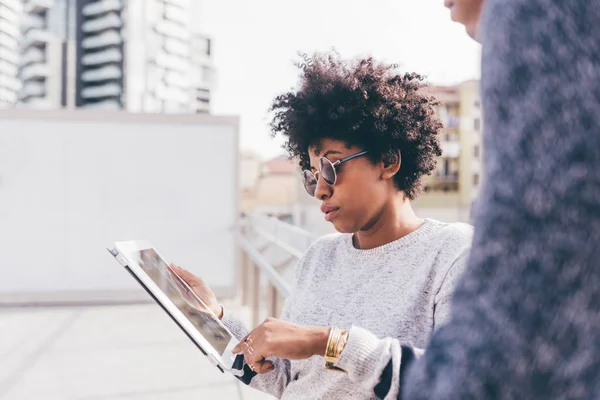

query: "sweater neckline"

left=341, top=218, right=440, bottom=261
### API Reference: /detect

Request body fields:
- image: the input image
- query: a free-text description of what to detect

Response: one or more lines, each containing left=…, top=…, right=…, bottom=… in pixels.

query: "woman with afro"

left=172, top=51, right=473, bottom=399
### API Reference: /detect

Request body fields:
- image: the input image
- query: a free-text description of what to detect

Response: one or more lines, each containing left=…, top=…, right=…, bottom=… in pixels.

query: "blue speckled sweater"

left=401, top=0, right=600, bottom=398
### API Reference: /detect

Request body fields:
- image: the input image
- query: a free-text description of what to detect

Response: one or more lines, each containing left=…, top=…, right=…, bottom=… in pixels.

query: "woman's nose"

left=313, top=173, right=332, bottom=200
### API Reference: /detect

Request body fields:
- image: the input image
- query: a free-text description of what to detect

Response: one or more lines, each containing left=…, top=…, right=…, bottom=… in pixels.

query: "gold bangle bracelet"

left=324, top=327, right=341, bottom=363
left=323, top=327, right=349, bottom=372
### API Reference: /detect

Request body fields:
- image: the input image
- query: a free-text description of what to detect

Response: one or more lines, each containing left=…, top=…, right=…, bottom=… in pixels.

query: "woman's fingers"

left=256, top=360, right=275, bottom=374
left=170, top=264, right=203, bottom=286
left=232, top=334, right=251, bottom=354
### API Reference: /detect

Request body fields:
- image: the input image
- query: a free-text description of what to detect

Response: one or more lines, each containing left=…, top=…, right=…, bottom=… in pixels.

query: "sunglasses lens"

left=302, top=170, right=317, bottom=196
left=319, top=158, right=336, bottom=185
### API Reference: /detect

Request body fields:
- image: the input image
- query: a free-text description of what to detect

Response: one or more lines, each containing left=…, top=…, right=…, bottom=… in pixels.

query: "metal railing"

left=236, top=214, right=317, bottom=327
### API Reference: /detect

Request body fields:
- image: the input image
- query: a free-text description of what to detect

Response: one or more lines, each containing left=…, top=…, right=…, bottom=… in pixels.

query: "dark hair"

left=269, top=51, right=443, bottom=200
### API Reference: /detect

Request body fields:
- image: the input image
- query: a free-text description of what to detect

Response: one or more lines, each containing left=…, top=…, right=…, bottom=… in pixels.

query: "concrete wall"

left=0, top=110, right=239, bottom=305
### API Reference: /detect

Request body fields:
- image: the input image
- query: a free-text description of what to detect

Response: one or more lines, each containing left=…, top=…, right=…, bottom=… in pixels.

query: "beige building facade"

left=415, top=80, right=483, bottom=223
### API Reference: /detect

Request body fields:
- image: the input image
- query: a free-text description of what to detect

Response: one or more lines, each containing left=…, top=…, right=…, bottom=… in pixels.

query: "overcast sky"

left=194, top=0, right=481, bottom=159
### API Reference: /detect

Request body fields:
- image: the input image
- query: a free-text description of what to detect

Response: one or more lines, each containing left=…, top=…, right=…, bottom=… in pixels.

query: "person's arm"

left=221, top=308, right=292, bottom=398
left=353, top=251, right=466, bottom=400
left=402, top=0, right=600, bottom=398
left=170, top=263, right=293, bottom=398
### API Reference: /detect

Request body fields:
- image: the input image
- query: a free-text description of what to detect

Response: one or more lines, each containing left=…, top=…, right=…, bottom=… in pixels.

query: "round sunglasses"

left=302, top=150, right=368, bottom=196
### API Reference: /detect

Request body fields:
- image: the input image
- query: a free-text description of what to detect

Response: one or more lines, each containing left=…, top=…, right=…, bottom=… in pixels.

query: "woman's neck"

left=353, top=196, right=424, bottom=250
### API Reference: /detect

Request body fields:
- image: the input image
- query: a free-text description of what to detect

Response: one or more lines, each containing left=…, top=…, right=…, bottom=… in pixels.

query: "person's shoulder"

left=428, top=219, right=474, bottom=247
left=425, top=219, right=473, bottom=268
left=425, top=220, right=473, bottom=281
left=304, top=232, right=347, bottom=255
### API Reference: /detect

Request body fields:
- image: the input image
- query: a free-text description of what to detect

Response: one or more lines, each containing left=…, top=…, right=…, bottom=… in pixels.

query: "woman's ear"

left=381, top=150, right=401, bottom=180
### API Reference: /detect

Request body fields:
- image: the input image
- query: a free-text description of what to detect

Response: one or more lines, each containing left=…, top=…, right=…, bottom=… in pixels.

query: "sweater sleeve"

left=220, top=307, right=292, bottom=398
left=402, top=0, right=600, bottom=398
left=219, top=252, right=311, bottom=398
left=333, top=252, right=467, bottom=400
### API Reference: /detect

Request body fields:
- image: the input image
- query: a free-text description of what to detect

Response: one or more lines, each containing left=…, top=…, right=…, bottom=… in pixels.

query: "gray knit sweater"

left=222, top=218, right=472, bottom=399
left=402, top=1, right=600, bottom=398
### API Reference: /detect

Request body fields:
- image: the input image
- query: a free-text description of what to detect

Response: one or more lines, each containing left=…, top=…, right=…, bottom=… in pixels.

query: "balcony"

left=1, top=0, right=23, bottom=13
left=155, top=83, right=189, bottom=104
left=2, top=19, right=20, bottom=38
left=163, top=71, right=189, bottom=88
left=163, top=37, right=189, bottom=57
left=0, top=4, right=20, bottom=24
left=81, top=99, right=121, bottom=110
left=0, top=87, right=18, bottom=104
left=82, top=0, right=122, bottom=17
left=440, top=141, right=461, bottom=158
left=164, top=4, right=189, bottom=25
left=0, top=59, right=17, bottom=77
left=0, top=32, right=18, bottom=50
left=195, top=100, right=210, bottom=113
left=0, top=46, right=19, bottom=65
left=434, top=172, right=459, bottom=183
left=82, top=30, right=122, bottom=49
left=154, top=19, right=190, bottom=41
left=21, top=13, right=45, bottom=34
left=81, top=48, right=122, bottom=66
left=155, top=51, right=189, bottom=73
left=20, top=63, right=49, bottom=81
left=24, top=0, right=54, bottom=14
left=81, top=82, right=122, bottom=99
left=19, top=81, right=46, bottom=99
left=17, top=97, right=51, bottom=108
left=0, top=75, right=20, bottom=91
left=22, top=29, right=53, bottom=50
left=441, top=116, right=460, bottom=129
left=20, top=47, right=45, bottom=66
left=162, top=0, right=191, bottom=7
left=81, top=65, right=122, bottom=82
left=82, top=13, right=122, bottom=33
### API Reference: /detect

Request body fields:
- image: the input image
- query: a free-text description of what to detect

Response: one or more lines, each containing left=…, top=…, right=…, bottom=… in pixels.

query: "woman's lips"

left=321, top=205, right=340, bottom=221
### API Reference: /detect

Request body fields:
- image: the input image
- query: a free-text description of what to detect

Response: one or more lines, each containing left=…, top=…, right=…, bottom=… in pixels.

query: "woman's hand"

left=169, top=264, right=223, bottom=319
left=232, top=318, right=330, bottom=374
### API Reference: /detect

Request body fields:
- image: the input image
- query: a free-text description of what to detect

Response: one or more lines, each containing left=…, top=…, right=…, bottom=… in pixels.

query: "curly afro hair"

left=269, top=51, right=443, bottom=200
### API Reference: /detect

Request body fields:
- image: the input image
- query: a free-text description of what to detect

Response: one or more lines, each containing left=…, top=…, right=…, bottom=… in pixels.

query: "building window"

left=474, top=118, right=481, bottom=131
left=474, top=145, right=480, bottom=158
left=474, top=100, right=480, bottom=108
left=473, top=174, right=480, bottom=186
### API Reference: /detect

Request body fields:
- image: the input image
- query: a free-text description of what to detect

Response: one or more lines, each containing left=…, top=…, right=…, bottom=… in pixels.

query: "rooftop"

left=0, top=303, right=273, bottom=400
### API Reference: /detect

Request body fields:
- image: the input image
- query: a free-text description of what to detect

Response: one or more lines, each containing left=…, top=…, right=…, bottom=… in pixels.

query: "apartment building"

left=75, top=0, right=207, bottom=113
left=0, top=0, right=22, bottom=107
left=19, top=0, right=75, bottom=108
left=415, top=80, right=483, bottom=222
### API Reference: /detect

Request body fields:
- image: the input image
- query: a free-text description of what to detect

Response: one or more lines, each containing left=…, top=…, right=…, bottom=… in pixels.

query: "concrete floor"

left=0, top=304, right=274, bottom=400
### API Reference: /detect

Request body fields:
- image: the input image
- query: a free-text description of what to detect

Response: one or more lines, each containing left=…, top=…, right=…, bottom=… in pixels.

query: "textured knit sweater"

left=401, top=1, right=600, bottom=398
left=222, top=218, right=473, bottom=399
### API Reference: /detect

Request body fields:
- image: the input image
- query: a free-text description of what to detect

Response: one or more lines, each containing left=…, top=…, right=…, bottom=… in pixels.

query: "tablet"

left=107, top=240, right=243, bottom=375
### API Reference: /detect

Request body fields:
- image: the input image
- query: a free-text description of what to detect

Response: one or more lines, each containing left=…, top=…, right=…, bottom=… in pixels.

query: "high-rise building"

left=18, top=0, right=75, bottom=109
left=0, top=0, right=22, bottom=107
left=75, top=0, right=206, bottom=113
left=415, top=80, right=483, bottom=223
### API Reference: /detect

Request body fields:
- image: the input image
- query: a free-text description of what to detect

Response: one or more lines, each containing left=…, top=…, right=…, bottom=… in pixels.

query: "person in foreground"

left=172, top=52, right=473, bottom=399
left=398, top=0, right=600, bottom=398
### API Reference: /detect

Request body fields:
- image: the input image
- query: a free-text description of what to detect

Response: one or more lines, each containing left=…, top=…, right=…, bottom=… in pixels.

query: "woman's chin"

left=331, top=220, right=357, bottom=234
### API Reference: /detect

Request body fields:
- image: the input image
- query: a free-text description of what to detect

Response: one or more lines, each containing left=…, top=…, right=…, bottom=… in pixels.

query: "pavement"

left=0, top=303, right=275, bottom=400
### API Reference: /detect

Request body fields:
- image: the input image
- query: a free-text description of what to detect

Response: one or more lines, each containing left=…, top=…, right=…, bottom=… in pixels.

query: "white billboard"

left=0, top=110, right=239, bottom=305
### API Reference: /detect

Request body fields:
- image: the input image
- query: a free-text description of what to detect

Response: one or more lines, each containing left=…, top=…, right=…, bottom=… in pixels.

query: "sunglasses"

left=302, top=150, right=368, bottom=196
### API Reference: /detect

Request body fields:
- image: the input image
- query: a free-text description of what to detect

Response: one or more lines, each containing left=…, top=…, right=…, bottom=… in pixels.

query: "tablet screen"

left=130, top=248, right=233, bottom=355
